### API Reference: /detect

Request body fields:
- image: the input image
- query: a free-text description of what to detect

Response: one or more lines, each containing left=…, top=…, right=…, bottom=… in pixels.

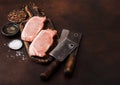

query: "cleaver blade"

left=49, top=29, right=71, bottom=61
left=58, top=29, right=70, bottom=42
left=49, top=31, right=81, bottom=62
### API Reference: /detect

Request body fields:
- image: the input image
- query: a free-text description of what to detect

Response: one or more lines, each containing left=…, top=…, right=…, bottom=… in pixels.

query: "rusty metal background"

left=0, top=0, right=120, bottom=85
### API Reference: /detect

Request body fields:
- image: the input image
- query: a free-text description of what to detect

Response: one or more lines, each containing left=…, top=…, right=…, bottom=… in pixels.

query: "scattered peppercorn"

left=8, top=10, right=27, bottom=23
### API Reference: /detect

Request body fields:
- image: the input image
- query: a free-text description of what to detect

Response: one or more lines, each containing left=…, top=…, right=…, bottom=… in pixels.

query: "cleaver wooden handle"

left=40, top=60, right=60, bottom=80
left=64, top=53, right=76, bottom=77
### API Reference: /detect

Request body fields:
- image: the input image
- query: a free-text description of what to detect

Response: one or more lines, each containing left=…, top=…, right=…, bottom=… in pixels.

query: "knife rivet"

left=74, top=33, right=78, bottom=37
left=68, top=43, right=74, bottom=49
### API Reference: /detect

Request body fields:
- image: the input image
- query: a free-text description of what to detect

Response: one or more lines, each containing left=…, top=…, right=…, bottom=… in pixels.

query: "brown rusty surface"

left=0, top=0, right=120, bottom=85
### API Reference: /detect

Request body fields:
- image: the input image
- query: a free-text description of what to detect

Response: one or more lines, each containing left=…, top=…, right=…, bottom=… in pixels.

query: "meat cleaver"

left=64, top=33, right=82, bottom=77
left=40, top=29, right=82, bottom=80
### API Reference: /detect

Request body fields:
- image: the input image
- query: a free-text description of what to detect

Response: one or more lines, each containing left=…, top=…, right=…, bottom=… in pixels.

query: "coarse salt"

left=8, top=39, right=23, bottom=50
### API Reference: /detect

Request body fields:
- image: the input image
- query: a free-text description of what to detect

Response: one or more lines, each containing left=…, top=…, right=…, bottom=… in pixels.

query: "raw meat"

left=21, top=16, right=46, bottom=42
left=29, top=29, right=57, bottom=57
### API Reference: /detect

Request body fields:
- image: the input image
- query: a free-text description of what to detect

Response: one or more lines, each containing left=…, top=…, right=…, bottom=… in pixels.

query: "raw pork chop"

left=29, top=29, right=57, bottom=57
left=21, top=16, right=46, bottom=42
